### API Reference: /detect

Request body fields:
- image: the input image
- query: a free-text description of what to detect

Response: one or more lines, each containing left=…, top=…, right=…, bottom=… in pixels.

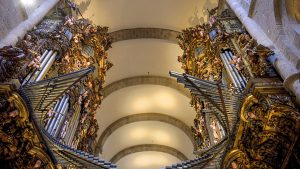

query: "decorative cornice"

left=110, top=144, right=188, bottom=163
left=94, top=113, right=195, bottom=155
left=109, top=28, right=180, bottom=43
left=103, top=76, right=191, bottom=98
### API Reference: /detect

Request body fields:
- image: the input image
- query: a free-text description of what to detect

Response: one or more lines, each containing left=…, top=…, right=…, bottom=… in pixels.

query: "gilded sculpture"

left=0, top=85, right=55, bottom=168
left=177, top=8, right=234, bottom=151
left=222, top=79, right=300, bottom=169
left=177, top=8, right=291, bottom=163
left=52, top=17, right=112, bottom=153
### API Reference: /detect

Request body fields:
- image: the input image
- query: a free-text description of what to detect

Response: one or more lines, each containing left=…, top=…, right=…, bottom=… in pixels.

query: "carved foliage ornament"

left=55, top=17, right=112, bottom=153
left=178, top=8, right=233, bottom=151
left=223, top=93, right=300, bottom=169
left=0, top=46, right=30, bottom=82
left=0, top=84, right=55, bottom=169
left=231, top=33, right=274, bottom=79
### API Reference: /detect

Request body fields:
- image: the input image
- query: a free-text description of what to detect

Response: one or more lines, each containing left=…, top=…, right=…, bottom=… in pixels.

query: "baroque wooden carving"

left=177, top=8, right=277, bottom=153
left=177, top=8, right=235, bottom=151
left=40, top=16, right=112, bottom=153
left=231, top=33, right=274, bottom=79
left=222, top=79, right=300, bottom=169
left=0, top=84, right=55, bottom=169
left=0, top=46, right=36, bottom=82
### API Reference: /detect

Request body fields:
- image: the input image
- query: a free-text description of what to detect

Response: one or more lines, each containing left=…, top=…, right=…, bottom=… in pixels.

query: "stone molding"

left=110, top=144, right=188, bottom=163
left=94, top=113, right=195, bottom=155
left=109, top=28, right=180, bottom=43
left=103, top=75, right=191, bottom=98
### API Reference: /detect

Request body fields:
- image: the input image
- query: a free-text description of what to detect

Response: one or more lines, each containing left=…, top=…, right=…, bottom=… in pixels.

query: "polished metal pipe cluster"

left=22, top=50, right=57, bottom=84
left=65, top=86, right=85, bottom=147
left=64, top=102, right=81, bottom=147
left=45, top=95, right=69, bottom=137
left=220, top=50, right=247, bottom=89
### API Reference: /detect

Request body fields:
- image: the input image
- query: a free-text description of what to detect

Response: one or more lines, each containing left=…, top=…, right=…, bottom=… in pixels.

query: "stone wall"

left=0, top=0, right=27, bottom=40
left=251, top=0, right=300, bottom=69
left=23, top=0, right=45, bottom=16
left=226, top=0, right=300, bottom=105
left=0, top=0, right=60, bottom=47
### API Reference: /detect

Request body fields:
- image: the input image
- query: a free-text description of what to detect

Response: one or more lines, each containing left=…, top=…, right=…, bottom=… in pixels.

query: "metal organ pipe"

left=65, top=87, right=84, bottom=145
left=220, top=51, right=247, bottom=89
left=220, top=53, right=239, bottom=88
left=46, top=99, right=62, bottom=133
left=66, top=103, right=81, bottom=146
left=48, top=95, right=67, bottom=134
left=223, top=51, right=242, bottom=88
left=225, top=51, right=246, bottom=88
left=31, top=50, right=53, bottom=81
left=54, top=101, right=69, bottom=138
left=50, top=95, right=69, bottom=136
left=53, top=95, right=70, bottom=137
left=35, top=51, right=57, bottom=81
left=45, top=100, right=60, bottom=130
left=22, top=50, right=49, bottom=85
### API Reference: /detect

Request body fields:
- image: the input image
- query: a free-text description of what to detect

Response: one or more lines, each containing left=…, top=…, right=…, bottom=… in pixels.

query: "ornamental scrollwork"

left=0, top=84, right=55, bottom=169
left=223, top=90, right=300, bottom=169
left=58, top=17, right=112, bottom=152
left=0, top=46, right=32, bottom=82
left=178, top=8, right=235, bottom=152
left=230, top=33, right=274, bottom=79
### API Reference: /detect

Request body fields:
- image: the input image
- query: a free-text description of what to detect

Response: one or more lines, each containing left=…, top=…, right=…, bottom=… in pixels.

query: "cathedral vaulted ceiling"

left=75, top=0, right=218, bottom=168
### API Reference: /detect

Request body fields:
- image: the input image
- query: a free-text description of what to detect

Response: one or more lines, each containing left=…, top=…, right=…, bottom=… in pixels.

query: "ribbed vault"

left=75, top=0, right=219, bottom=168
left=110, top=28, right=180, bottom=43
left=110, top=144, right=188, bottom=163
left=103, top=76, right=190, bottom=98
left=94, top=113, right=195, bottom=155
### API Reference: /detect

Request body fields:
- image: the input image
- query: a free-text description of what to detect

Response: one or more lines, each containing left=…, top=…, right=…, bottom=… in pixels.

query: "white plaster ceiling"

left=96, top=85, right=195, bottom=138
left=75, top=0, right=217, bottom=32
left=75, top=0, right=218, bottom=168
left=105, top=39, right=183, bottom=86
left=116, top=152, right=181, bottom=169
left=102, top=121, right=194, bottom=160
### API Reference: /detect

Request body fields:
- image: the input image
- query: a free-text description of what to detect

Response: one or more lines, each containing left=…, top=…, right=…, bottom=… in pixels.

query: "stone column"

left=226, top=0, right=300, bottom=105
left=0, top=0, right=60, bottom=47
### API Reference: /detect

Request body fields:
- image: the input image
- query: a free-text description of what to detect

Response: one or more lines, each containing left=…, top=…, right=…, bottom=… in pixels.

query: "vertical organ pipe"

left=50, top=95, right=68, bottom=136
left=65, top=104, right=78, bottom=145
left=226, top=51, right=246, bottom=87
left=35, top=51, right=57, bottom=81
left=48, top=95, right=67, bottom=134
left=66, top=104, right=81, bottom=146
left=53, top=95, right=70, bottom=137
left=221, top=53, right=241, bottom=88
left=45, top=101, right=60, bottom=130
left=223, top=51, right=244, bottom=88
left=54, top=102, right=69, bottom=138
left=228, top=51, right=247, bottom=86
left=46, top=100, right=61, bottom=131
left=223, top=51, right=242, bottom=88
left=31, top=50, right=53, bottom=82
left=22, top=50, right=49, bottom=85
left=220, top=53, right=239, bottom=88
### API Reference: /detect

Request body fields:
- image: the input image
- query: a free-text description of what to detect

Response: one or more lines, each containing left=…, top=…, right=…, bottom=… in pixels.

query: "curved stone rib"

left=103, top=76, right=191, bottom=99
left=109, top=28, right=180, bottom=43
left=94, top=113, right=195, bottom=155
left=110, top=144, right=188, bottom=163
